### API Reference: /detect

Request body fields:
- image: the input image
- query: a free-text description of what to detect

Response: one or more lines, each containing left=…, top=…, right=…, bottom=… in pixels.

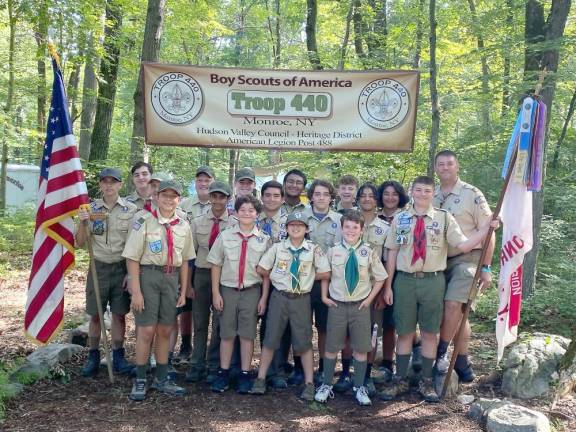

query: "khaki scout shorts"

left=393, top=271, right=445, bottom=336
left=445, top=250, right=482, bottom=304
left=86, top=260, right=130, bottom=316
left=134, top=266, right=179, bottom=327
left=263, top=289, right=313, bottom=354
left=325, top=300, right=372, bottom=353
left=219, top=284, right=261, bottom=340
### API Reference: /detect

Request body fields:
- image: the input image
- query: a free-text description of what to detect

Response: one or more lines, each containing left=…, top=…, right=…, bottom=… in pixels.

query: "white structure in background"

left=2, top=164, right=40, bottom=210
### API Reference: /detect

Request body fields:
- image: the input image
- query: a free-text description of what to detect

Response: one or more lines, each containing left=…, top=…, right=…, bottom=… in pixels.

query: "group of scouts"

left=75, top=149, right=496, bottom=407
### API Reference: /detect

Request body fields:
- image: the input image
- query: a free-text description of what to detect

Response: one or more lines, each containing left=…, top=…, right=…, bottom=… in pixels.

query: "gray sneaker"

left=151, top=377, right=187, bottom=396
left=353, top=385, right=372, bottom=406
left=129, top=378, right=147, bottom=401
left=300, top=383, right=316, bottom=402
left=251, top=378, right=267, bottom=395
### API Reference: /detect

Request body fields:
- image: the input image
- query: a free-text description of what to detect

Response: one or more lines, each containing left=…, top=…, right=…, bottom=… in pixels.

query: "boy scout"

left=185, top=181, right=234, bottom=382
left=357, top=183, right=390, bottom=394
left=380, top=176, right=494, bottom=403
left=303, top=180, right=342, bottom=381
left=335, top=175, right=359, bottom=214
left=314, top=210, right=387, bottom=406
left=433, top=150, right=494, bottom=381
left=179, top=165, right=215, bottom=222
left=281, top=169, right=307, bottom=214
left=227, top=167, right=257, bottom=210
left=252, top=211, right=331, bottom=400
left=123, top=180, right=196, bottom=401
left=208, top=194, right=271, bottom=394
left=76, top=168, right=138, bottom=377
left=125, top=161, right=153, bottom=210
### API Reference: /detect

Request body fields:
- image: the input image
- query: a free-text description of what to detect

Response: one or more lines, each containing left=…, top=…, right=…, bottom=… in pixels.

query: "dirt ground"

left=1, top=267, right=574, bottom=432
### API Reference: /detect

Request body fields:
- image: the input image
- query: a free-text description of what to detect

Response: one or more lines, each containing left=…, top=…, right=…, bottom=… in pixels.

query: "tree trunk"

left=306, top=0, right=322, bottom=70
left=34, top=0, right=48, bottom=151
left=89, top=0, right=123, bottom=161
left=427, top=0, right=440, bottom=177
left=521, top=0, right=571, bottom=298
left=130, top=0, right=166, bottom=166
left=338, top=1, right=355, bottom=70
left=66, top=60, right=82, bottom=124
left=0, top=0, right=16, bottom=215
left=501, top=0, right=513, bottom=116
left=78, top=34, right=99, bottom=161
left=467, top=0, right=492, bottom=137
left=551, top=86, right=576, bottom=169
left=352, top=0, right=366, bottom=62
left=413, top=0, right=425, bottom=69
left=265, top=0, right=281, bottom=68
left=365, top=0, right=387, bottom=67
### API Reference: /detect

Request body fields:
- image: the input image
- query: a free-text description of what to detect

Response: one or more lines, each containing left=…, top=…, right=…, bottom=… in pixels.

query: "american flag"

left=24, top=57, right=89, bottom=345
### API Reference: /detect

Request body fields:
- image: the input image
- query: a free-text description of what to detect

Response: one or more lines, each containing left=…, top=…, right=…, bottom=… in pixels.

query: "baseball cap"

left=209, top=181, right=232, bottom=197
left=235, top=167, right=255, bottom=182
left=99, top=168, right=122, bottom=182
left=158, top=180, right=183, bottom=196
left=286, top=211, right=309, bottom=227
left=150, top=171, right=172, bottom=182
left=196, top=165, right=215, bottom=178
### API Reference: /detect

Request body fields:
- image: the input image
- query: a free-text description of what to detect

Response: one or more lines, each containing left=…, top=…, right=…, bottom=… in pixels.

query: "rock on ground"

left=486, top=404, right=550, bottom=432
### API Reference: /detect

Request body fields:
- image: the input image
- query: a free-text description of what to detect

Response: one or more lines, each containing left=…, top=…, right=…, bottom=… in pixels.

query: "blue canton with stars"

left=41, top=59, right=74, bottom=181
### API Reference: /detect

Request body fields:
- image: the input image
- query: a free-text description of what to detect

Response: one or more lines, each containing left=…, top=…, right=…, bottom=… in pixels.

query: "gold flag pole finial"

left=47, top=41, right=62, bottom=70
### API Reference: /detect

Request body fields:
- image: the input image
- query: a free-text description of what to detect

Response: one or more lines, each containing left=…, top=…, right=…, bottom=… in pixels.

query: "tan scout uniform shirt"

left=281, top=201, right=306, bottom=215
left=122, top=211, right=196, bottom=266
left=362, top=216, right=390, bottom=260
left=335, top=202, right=358, bottom=214
left=180, top=195, right=211, bottom=224
left=303, top=207, right=342, bottom=252
left=385, top=206, right=467, bottom=273
left=256, top=210, right=287, bottom=243
left=124, top=190, right=150, bottom=211
left=327, top=242, right=388, bottom=302
left=207, top=225, right=271, bottom=288
left=378, top=208, right=403, bottom=225
left=258, top=239, right=330, bottom=293
left=75, top=197, right=137, bottom=263
left=191, top=209, right=234, bottom=269
left=433, top=179, right=492, bottom=257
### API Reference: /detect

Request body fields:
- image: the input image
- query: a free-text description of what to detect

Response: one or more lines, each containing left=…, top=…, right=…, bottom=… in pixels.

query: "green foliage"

left=0, top=208, right=35, bottom=275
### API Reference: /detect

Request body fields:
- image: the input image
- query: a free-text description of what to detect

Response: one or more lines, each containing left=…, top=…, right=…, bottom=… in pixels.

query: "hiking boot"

left=237, top=371, right=252, bottom=394
left=372, top=366, right=393, bottom=384
left=151, top=377, right=187, bottom=396
left=211, top=369, right=230, bottom=393
left=300, top=383, right=315, bottom=402
left=112, top=348, right=133, bottom=375
left=435, top=353, right=449, bottom=374
left=314, top=384, right=334, bottom=403
left=129, top=378, right=147, bottom=401
left=267, top=375, right=288, bottom=390
left=333, top=373, right=353, bottom=393
left=251, top=378, right=267, bottom=395
left=353, top=385, right=372, bottom=406
left=380, top=376, right=409, bottom=401
left=288, top=368, right=304, bottom=386
left=455, top=363, right=476, bottom=383
left=186, top=366, right=206, bottom=383
left=81, top=350, right=100, bottom=377
left=412, top=344, right=423, bottom=373
left=364, top=377, right=377, bottom=397
left=418, top=377, right=439, bottom=402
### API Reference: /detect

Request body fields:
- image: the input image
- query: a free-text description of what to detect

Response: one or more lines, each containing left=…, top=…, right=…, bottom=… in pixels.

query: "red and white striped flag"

left=24, top=55, right=89, bottom=344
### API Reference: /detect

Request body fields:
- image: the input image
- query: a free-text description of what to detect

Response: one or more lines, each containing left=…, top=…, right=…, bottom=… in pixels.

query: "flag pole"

left=81, top=208, right=115, bottom=384
left=440, top=70, right=546, bottom=400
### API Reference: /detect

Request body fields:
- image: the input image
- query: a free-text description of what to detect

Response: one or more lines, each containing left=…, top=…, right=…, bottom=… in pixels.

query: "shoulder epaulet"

left=434, top=207, right=448, bottom=213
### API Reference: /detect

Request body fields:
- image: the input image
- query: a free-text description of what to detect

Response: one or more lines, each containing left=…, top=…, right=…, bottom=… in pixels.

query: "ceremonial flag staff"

left=440, top=70, right=547, bottom=400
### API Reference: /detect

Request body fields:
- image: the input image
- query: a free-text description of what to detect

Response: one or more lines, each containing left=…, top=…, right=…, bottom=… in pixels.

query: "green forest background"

left=0, top=0, right=574, bottom=335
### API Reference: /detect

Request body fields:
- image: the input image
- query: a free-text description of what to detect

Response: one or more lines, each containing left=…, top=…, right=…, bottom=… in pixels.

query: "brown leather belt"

left=398, top=270, right=440, bottom=279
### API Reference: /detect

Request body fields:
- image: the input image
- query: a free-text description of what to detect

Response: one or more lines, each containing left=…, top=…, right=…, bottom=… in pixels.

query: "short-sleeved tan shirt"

left=124, top=191, right=150, bottom=211
left=303, top=207, right=342, bottom=252
left=385, top=206, right=467, bottom=273
left=180, top=195, right=211, bottom=224
left=258, top=239, right=330, bottom=293
left=122, top=211, right=196, bottom=266
left=191, top=209, right=234, bottom=269
left=327, top=242, right=388, bottom=302
left=281, top=201, right=306, bottom=215
left=256, top=210, right=287, bottom=243
left=334, top=202, right=358, bottom=214
left=378, top=208, right=403, bottom=225
left=75, top=197, right=137, bottom=263
left=433, top=179, right=492, bottom=257
left=207, top=225, right=271, bottom=289
left=362, top=216, right=390, bottom=260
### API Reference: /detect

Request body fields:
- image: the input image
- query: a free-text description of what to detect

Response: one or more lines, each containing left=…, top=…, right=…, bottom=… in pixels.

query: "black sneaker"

left=455, top=363, right=476, bottom=383
left=237, top=372, right=252, bottom=394
left=211, top=369, right=230, bottom=393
